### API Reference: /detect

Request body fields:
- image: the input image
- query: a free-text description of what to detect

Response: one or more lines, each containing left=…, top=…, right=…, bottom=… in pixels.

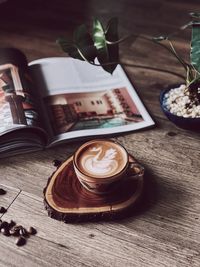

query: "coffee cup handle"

left=127, top=162, right=144, bottom=179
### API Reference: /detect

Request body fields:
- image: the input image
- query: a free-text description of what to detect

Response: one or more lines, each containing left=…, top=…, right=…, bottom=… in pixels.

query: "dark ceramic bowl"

left=160, top=86, right=200, bottom=131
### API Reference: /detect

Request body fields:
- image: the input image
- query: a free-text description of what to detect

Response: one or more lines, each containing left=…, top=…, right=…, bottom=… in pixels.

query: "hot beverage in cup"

left=73, top=139, right=144, bottom=194
left=77, top=140, right=128, bottom=178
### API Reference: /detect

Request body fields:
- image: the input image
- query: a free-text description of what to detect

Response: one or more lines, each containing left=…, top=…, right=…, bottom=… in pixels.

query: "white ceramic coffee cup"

left=73, top=139, right=144, bottom=194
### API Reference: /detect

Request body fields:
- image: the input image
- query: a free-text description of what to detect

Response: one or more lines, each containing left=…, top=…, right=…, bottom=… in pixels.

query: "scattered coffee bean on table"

left=0, top=206, right=7, bottom=213
left=53, top=159, right=62, bottom=167
left=9, top=225, right=21, bottom=236
left=0, top=188, right=36, bottom=247
left=1, top=227, right=10, bottom=236
left=0, top=221, right=9, bottom=229
left=19, top=227, right=28, bottom=237
left=28, top=226, right=37, bottom=235
left=0, top=220, right=37, bottom=247
left=8, top=220, right=16, bottom=228
left=9, top=227, right=19, bottom=236
left=16, top=236, right=26, bottom=246
left=0, top=188, right=6, bottom=195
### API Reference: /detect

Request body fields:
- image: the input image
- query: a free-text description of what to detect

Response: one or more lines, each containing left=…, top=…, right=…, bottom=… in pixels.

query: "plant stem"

left=106, top=33, right=152, bottom=45
left=167, top=21, right=192, bottom=38
left=73, top=47, right=185, bottom=79
left=168, top=40, right=188, bottom=71
left=122, top=63, right=185, bottom=79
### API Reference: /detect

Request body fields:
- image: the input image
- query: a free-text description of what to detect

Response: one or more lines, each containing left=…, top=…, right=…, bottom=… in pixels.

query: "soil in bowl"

left=160, top=84, right=200, bottom=131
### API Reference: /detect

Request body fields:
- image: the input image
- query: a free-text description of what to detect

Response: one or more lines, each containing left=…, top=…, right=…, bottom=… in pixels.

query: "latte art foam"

left=81, top=147, right=119, bottom=176
left=76, top=141, right=128, bottom=178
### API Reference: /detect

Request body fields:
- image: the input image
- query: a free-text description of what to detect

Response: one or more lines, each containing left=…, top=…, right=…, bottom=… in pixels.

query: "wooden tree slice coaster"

left=44, top=155, right=144, bottom=222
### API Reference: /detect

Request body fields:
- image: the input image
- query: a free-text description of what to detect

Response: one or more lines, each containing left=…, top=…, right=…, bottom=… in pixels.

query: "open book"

left=0, top=48, right=154, bottom=158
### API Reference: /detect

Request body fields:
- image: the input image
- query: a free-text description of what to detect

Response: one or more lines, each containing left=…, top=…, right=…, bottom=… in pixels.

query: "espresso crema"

left=75, top=140, right=128, bottom=178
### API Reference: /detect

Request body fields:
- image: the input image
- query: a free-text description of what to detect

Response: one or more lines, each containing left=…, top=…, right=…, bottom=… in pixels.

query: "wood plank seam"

left=0, top=189, right=22, bottom=220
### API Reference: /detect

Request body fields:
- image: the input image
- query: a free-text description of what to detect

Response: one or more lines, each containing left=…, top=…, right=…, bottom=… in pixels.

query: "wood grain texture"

left=0, top=0, right=199, bottom=266
left=44, top=155, right=143, bottom=222
left=0, top=184, right=20, bottom=218
left=1, top=189, right=200, bottom=267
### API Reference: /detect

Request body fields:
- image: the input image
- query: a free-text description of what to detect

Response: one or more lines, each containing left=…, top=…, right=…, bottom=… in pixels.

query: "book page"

left=0, top=129, right=45, bottom=158
left=0, top=60, right=42, bottom=136
left=29, top=57, right=155, bottom=146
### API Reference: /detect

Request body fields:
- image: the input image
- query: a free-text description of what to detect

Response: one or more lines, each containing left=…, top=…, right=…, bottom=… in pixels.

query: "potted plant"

left=57, top=17, right=128, bottom=74
left=57, top=14, right=200, bottom=130
left=153, top=12, right=200, bottom=130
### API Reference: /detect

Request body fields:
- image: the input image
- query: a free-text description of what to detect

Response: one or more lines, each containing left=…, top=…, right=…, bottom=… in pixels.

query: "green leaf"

left=191, top=22, right=200, bottom=73
left=190, top=12, right=200, bottom=19
left=93, top=18, right=119, bottom=74
left=93, top=18, right=106, bottom=50
left=92, top=18, right=108, bottom=69
left=73, top=24, right=97, bottom=62
left=57, top=25, right=97, bottom=62
left=57, top=37, right=76, bottom=55
left=105, top=17, right=119, bottom=71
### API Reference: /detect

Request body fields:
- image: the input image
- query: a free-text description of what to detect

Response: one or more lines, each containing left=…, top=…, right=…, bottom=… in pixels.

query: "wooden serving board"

left=44, top=155, right=144, bottom=222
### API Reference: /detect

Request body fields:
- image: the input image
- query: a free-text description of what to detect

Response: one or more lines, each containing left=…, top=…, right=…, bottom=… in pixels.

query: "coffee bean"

left=12, top=225, right=22, bottom=235
left=9, top=225, right=21, bottom=236
left=15, top=225, right=23, bottom=229
left=28, top=226, right=37, bottom=235
left=16, top=236, right=26, bottom=246
left=0, top=188, right=6, bottom=195
left=0, top=219, right=36, bottom=247
left=53, top=159, right=62, bottom=167
left=9, top=227, right=19, bottom=236
left=19, top=227, right=28, bottom=237
left=0, top=221, right=9, bottom=230
left=0, top=207, right=7, bottom=213
left=1, top=227, right=10, bottom=236
left=8, top=220, right=16, bottom=228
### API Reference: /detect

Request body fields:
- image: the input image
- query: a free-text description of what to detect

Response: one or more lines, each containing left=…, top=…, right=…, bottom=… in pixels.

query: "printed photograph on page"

left=0, top=63, right=39, bottom=133
left=44, top=87, right=144, bottom=135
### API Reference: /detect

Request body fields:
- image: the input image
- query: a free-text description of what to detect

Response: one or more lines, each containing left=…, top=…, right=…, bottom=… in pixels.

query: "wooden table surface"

left=0, top=0, right=199, bottom=266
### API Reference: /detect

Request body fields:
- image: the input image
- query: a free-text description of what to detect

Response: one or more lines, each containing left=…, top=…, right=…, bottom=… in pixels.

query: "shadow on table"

left=113, top=167, right=158, bottom=222
left=117, top=167, right=188, bottom=224
left=0, top=0, right=90, bottom=37
left=133, top=168, right=158, bottom=214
